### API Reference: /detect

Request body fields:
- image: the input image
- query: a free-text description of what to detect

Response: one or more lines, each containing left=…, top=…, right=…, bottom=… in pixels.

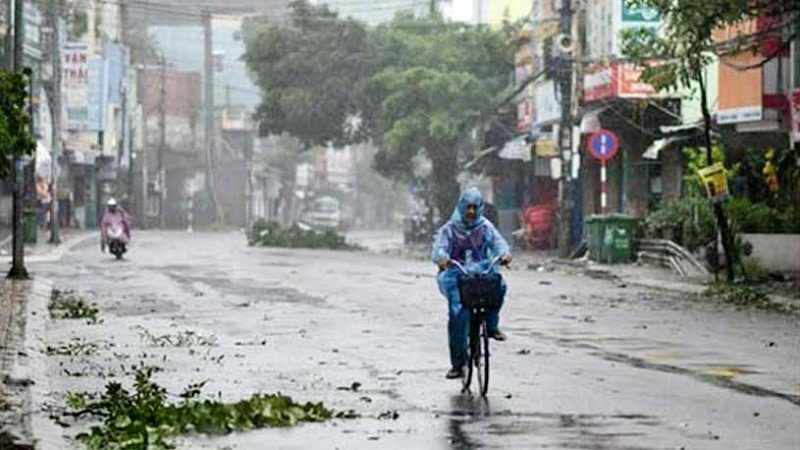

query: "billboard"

left=716, top=54, right=763, bottom=124
left=63, top=42, right=90, bottom=130
left=582, top=63, right=659, bottom=102
left=534, top=80, right=561, bottom=125
left=616, top=63, right=659, bottom=98
left=63, top=42, right=111, bottom=131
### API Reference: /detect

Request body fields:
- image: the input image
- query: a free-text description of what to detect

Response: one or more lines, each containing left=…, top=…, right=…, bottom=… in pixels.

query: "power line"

left=97, top=0, right=431, bottom=22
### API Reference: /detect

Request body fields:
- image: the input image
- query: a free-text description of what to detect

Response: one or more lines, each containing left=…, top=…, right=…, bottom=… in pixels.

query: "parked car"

left=301, top=196, right=341, bottom=229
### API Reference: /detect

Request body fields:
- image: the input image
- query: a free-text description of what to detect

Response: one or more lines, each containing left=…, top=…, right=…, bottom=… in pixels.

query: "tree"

left=365, top=14, right=516, bottom=217
left=0, top=69, right=35, bottom=178
left=243, top=2, right=518, bottom=219
left=242, top=1, right=374, bottom=148
left=621, top=0, right=800, bottom=282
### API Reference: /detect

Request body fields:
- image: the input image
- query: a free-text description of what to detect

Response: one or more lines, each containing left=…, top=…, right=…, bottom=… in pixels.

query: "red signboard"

left=617, top=64, right=659, bottom=98
left=583, top=63, right=659, bottom=103
left=583, top=64, right=615, bottom=102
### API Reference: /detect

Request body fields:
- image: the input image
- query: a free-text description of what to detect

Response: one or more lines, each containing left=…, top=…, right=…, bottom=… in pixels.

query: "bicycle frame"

left=452, top=255, right=504, bottom=397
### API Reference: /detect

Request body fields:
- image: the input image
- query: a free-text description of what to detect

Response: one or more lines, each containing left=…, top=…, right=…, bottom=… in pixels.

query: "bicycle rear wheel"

left=480, top=319, right=490, bottom=396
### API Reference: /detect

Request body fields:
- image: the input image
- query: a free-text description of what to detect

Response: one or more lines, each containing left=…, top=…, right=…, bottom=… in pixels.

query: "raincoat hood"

left=449, top=187, right=486, bottom=232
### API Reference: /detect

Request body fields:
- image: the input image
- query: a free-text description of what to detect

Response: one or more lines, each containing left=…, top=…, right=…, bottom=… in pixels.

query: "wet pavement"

left=26, top=230, right=800, bottom=449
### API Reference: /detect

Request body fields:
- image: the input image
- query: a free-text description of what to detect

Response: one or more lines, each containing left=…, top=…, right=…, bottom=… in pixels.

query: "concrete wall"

left=741, top=234, right=800, bottom=273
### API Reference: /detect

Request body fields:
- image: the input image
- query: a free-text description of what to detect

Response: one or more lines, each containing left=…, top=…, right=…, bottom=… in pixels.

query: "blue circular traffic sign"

left=588, top=129, right=620, bottom=161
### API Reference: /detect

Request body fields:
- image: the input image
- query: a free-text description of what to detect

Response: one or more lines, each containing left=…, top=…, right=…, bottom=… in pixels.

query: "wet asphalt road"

left=28, top=231, right=800, bottom=449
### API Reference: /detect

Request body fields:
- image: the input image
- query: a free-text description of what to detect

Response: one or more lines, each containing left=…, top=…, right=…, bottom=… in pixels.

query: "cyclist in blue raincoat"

left=431, top=187, right=512, bottom=379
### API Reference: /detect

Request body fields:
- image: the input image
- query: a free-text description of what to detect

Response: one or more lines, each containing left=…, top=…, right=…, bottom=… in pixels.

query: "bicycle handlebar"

left=449, top=255, right=505, bottom=276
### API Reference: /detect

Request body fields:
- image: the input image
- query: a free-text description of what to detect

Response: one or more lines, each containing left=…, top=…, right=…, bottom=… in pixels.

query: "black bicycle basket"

left=457, top=273, right=503, bottom=309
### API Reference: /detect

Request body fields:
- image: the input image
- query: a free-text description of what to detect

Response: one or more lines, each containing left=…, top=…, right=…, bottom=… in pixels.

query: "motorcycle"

left=105, top=224, right=128, bottom=260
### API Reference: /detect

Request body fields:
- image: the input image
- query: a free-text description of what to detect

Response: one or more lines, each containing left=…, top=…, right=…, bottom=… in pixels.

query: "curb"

left=5, top=278, right=67, bottom=449
left=21, top=278, right=68, bottom=449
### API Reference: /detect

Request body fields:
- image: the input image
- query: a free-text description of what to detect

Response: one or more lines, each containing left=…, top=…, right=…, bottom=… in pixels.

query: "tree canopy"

left=243, top=1, right=519, bottom=217
left=0, top=69, right=36, bottom=178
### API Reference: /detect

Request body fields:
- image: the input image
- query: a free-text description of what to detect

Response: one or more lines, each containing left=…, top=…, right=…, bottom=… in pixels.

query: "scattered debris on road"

left=64, top=365, right=358, bottom=449
left=248, top=221, right=362, bottom=250
left=49, top=290, right=100, bottom=324
left=136, top=327, right=218, bottom=347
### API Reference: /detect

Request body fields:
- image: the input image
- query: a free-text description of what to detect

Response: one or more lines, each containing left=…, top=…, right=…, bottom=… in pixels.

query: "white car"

left=302, top=196, right=341, bottom=229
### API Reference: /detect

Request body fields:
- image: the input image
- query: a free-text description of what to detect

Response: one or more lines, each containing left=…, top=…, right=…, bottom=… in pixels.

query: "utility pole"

left=4, top=1, right=11, bottom=66
left=119, top=0, right=135, bottom=220
left=8, top=0, right=28, bottom=279
left=203, top=10, right=224, bottom=223
left=428, top=0, right=436, bottom=15
left=158, top=56, right=166, bottom=228
left=47, top=0, right=63, bottom=245
left=556, top=0, right=574, bottom=258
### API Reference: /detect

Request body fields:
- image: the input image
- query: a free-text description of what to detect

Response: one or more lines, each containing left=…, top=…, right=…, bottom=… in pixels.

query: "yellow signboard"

left=698, top=163, right=729, bottom=202
left=534, top=138, right=558, bottom=157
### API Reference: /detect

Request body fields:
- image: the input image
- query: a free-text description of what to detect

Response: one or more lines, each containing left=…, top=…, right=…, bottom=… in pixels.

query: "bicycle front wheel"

left=480, top=319, right=490, bottom=396
left=462, top=320, right=479, bottom=393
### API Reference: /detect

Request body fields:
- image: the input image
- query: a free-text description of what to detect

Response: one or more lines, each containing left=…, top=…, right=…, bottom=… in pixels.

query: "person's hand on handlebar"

left=437, top=257, right=451, bottom=271
left=500, top=254, right=513, bottom=266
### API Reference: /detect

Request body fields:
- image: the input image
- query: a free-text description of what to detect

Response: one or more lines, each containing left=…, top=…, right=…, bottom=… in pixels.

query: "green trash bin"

left=601, top=214, right=637, bottom=264
left=586, top=215, right=605, bottom=262
left=23, top=209, right=37, bottom=244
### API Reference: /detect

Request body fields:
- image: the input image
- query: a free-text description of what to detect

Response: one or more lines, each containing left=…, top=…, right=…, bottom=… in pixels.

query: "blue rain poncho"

left=430, top=187, right=510, bottom=369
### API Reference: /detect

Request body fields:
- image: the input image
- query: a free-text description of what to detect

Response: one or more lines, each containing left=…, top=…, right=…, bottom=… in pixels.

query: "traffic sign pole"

left=588, top=129, right=620, bottom=215
left=600, top=160, right=608, bottom=214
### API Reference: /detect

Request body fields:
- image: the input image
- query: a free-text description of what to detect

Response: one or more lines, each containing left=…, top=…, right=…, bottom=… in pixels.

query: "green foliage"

left=645, top=197, right=717, bottom=251
left=135, top=327, right=217, bottom=348
left=725, top=197, right=800, bottom=234
left=248, top=220, right=361, bottom=250
left=46, top=338, right=112, bottom=357
left=49, top=290, right=100, bottom=324
left=242, top=1, right=373, bottom=147
left=67, top=366, right=357, bottom=449
left=682, top=146, right=735, bottom=193
left=701, top=284, right=799, bottom=315
left=740, top=258, right=769, bottom=283
left=621, top=1, right=798, bottom=92
left=0, top=69, right=36, bottom=178
left=243, top=2, right=519, bottom=216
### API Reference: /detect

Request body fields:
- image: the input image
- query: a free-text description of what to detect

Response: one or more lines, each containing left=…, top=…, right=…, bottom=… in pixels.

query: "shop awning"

left=642, top=122, right=720, bottom=160
left=498, top=136, right=532, bottom=162
left=463, top=146, right=499, bottom=170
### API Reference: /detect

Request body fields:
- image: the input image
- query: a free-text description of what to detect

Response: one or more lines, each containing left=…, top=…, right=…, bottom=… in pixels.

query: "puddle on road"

left=161, top=270, right=329, bottom=309
left=443, top=395, right=660, bottom=450
left=513, top=330, right=800, bottom=407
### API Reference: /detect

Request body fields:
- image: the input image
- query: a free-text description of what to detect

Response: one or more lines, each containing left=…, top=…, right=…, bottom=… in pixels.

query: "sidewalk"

left=0, top=279, right=34, bottom=449
left=517, top=250, right=800, bottom=311
left=0, top=231, right=93, bottom=448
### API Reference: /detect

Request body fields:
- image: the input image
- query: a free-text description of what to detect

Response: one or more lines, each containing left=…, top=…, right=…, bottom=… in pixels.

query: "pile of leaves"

left=136, top=327, right=217, bottom=348
left=248, top=220, right=360, bottom=251
left=49, top=290, right=100, bottom=324
left=46, top=338, right=112, bottom=357
left=66, top=366, right=357, bottom=449
left=700, top=284, right=799, bottom=315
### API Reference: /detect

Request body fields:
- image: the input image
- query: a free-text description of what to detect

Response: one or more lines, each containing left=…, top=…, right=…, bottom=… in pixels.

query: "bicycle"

left=450, top=256, right=505, bottom=397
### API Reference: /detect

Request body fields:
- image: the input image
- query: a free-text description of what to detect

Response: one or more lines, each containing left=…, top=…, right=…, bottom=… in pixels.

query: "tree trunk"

left=698, top=70, right=736, bottom=282
left=429, top=148, right=460, bottom=226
